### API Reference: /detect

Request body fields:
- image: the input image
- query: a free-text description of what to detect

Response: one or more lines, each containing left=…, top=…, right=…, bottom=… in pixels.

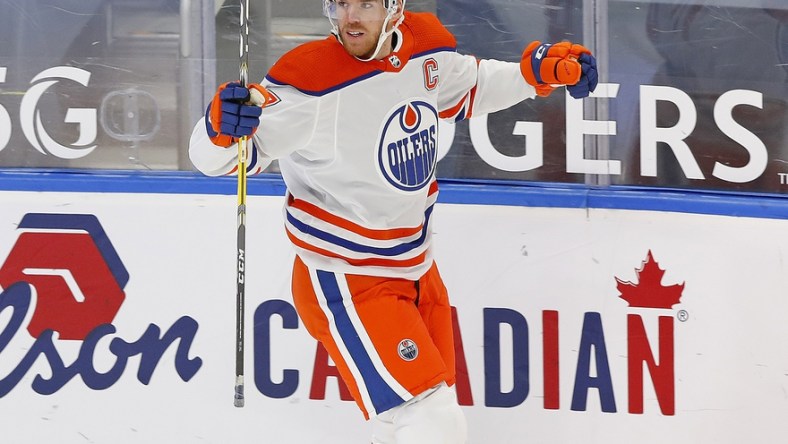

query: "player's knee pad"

left=371, top=415, right=395, bottom=444
left=372, top=382, right=467, bottom=444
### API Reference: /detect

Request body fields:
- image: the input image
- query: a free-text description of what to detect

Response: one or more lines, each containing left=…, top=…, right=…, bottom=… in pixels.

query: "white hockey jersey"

left=190, top=11, right=536, bottom=279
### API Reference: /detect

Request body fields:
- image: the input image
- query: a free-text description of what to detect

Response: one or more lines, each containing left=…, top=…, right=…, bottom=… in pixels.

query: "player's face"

left=332, top=0, right=391, bottom=59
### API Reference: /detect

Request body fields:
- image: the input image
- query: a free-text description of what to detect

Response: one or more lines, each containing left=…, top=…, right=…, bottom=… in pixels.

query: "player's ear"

left=392, top=0, right=404, bottom=20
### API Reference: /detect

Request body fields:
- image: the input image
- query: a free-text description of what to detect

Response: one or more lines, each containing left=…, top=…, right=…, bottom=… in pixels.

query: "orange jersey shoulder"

left=265, top=12, right=457, bottom=95
left=402, top=11, right=457, bottom=55
left=265, top=36, right=374, bottom=96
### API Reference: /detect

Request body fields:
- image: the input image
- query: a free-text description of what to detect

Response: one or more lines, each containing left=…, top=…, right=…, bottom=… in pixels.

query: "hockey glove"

left=205, top=82, right=270, bottom=147
left=520, top=41, right=598, bottom=99
left=566, top=52, right=598, bottom=99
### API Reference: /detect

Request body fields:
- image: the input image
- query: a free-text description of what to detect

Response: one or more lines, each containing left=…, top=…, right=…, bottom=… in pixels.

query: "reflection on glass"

left=609, top=1, right=788, bottom=194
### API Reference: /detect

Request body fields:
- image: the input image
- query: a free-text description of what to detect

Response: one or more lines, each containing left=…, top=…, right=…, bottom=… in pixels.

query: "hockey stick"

left=234, top=0, right=250, bottom=409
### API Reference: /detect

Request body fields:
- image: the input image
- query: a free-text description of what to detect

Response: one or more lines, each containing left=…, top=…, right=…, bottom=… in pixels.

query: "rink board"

left=0, top=186, right=786, bottom=443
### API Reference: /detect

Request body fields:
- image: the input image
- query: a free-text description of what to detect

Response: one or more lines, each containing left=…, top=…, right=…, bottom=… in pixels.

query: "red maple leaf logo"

left=616, top=250, right=684, bottom=309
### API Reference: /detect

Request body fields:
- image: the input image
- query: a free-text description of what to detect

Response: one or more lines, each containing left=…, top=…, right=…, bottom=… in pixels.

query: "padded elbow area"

left=372, top=382, right=467, bottom=444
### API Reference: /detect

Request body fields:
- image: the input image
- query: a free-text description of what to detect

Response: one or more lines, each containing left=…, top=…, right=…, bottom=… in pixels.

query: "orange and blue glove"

left=520, top=41, right=598, bottom=99
left=205, top=82, right=271, bottom=147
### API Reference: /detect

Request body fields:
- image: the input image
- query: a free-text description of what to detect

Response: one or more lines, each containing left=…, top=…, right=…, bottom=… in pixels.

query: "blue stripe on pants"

left=315, top=270, right=405, bottom=414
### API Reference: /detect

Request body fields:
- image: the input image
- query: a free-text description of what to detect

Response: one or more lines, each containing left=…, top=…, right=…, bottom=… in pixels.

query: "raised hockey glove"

left=205, top=82, right=270, bottom=147
left=520, top=41, right=598, bottom=98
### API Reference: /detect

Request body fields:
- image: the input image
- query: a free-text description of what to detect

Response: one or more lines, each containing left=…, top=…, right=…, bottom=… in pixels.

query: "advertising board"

left=0, top=189, right=785, bottom=443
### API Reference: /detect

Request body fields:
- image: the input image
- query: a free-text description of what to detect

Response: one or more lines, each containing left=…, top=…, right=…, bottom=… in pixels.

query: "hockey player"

left=189, top=0, right=597, bottom=442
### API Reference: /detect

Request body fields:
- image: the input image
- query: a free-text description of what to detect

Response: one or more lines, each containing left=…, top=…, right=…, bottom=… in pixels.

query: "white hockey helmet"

left=323, top=0, right=407, bottom=61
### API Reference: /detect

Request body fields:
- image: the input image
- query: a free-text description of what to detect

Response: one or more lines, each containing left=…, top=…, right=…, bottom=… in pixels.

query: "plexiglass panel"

left=606, top=1, right=788, bottom=193
left=0, top=1, right=188, bottom=169
left=0, top=0, right=785, bottom=194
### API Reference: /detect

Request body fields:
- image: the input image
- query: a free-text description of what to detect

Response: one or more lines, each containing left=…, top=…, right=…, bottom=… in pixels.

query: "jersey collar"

left=370, top=27, right=413, bottom=73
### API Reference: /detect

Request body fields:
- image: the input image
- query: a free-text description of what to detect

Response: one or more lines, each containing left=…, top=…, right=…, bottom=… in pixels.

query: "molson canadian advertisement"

left=0, top=190, right=786, bottom=443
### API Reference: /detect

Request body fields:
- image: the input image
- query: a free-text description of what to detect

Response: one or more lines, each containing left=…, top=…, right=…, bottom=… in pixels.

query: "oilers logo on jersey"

left=377, top=100, right=438, bottom=192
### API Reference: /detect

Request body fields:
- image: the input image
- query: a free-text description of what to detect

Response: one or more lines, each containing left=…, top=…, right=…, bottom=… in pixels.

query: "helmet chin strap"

left=355, top=12, right=402, bottom=62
